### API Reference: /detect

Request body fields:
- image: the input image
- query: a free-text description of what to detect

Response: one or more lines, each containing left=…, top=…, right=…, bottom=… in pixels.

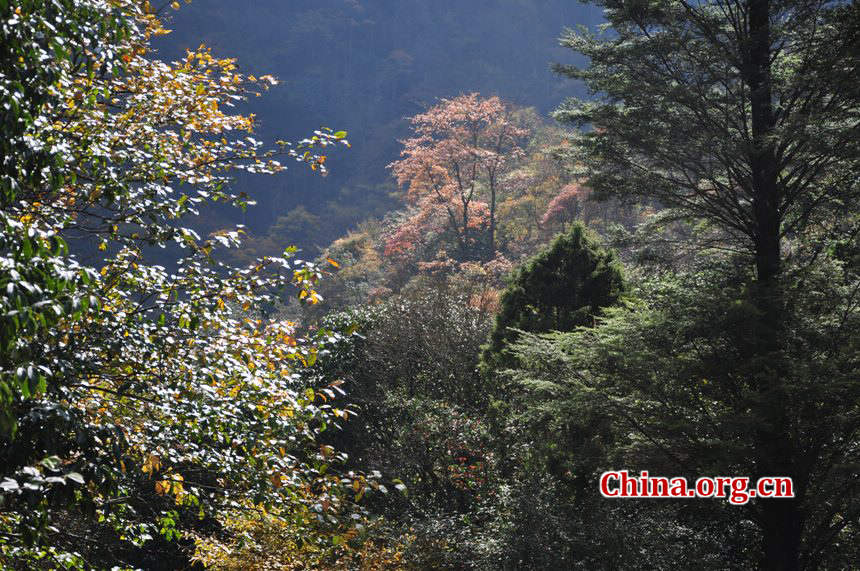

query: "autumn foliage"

left=0, top=2, right=363, bottom=567
left=388, top=93, right=528, bottom=262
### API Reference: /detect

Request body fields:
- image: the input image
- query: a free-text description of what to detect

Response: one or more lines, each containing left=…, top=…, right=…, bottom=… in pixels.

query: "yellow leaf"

left=171, top=1, right=180, bottom=9
left=326, top=257, right=340, bottom=268
left=142, top=454, right=161, bottom=476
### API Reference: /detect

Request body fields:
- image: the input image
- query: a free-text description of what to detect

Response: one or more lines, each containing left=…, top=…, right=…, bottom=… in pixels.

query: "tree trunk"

left=748, top=0, right=781, bottom=283
left=462, top=200, right=471, bottom=260
left=760, top=498, right=804, bottom=571
left=489, top=181, right=496, bottom=261
left=747, top=2, right=804, bottom=569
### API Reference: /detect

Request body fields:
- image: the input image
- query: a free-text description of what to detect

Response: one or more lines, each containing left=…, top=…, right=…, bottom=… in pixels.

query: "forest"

left=0, top=1, right=857, bottom=570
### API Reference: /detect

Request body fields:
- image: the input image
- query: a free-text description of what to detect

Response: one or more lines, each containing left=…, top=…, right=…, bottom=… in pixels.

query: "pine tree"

left=481, top=223, right=624, bottom=372
left=553, top=2, right=859, bottom=567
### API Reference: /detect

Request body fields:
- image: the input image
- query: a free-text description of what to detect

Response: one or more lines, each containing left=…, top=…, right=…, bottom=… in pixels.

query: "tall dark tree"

left=553, top=1, right=859, bottom=568
left=555, top=0, right=859, bottom=280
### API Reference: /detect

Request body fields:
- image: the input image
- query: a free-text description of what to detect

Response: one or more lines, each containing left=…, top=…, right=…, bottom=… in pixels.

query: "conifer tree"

left=481, top=223, right=624, bottom=372
left=553, top=2, right=859, bottom=567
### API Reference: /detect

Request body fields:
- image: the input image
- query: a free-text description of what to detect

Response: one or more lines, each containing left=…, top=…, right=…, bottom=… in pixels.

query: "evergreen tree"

left=507, top=255, right=859, bottom=569
left=481, top=223, right=624, bottom=372
left=553, top=2, right=859, bottom=568
left=554, top=0, right=859, bottom=281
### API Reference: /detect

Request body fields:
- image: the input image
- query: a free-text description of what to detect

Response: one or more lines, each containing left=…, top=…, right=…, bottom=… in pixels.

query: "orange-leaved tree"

left=388, top=93, right=528, bottom=262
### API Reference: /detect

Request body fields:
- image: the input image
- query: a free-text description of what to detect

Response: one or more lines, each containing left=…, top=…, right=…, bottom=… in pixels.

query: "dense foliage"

left=3, top=1, right=857, bottom=569
left=1, top=2, right=367, bottom=568
left=550, top=2, right=859, bottom=567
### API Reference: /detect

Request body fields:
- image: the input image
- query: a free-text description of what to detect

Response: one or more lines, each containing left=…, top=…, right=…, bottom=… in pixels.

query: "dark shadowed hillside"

left=154, top=1, right=603, bottom=251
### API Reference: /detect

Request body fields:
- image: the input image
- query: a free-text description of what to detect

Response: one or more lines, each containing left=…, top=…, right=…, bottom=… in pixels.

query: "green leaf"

left=0, top=478, right=19, bottom=492
left=40, top=456, right=62, bottom=471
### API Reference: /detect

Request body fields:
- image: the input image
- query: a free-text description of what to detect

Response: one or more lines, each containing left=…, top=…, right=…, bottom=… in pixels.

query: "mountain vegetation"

left=1, top=1, right=857, bottom=569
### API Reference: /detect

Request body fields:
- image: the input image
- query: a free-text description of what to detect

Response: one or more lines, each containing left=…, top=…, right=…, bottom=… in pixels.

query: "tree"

left=389, top=93, right=528, bottom=261
left=506, top=254, right=859, bottom=569
left=481, top=223, right=624, bottom=373
left=0, top=0, right=129, bottom=441
left=555, top=0, right=859, bottom=283
left=540, top=183, right=587, bottom=230
left=553, top=2, right=859, bottom=567
left=1, top=2, right=365, bottom=567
